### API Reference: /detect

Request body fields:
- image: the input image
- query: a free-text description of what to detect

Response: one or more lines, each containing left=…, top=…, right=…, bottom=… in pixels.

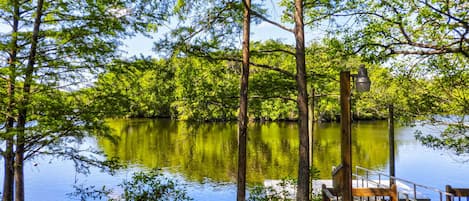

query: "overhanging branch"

left=251, top=95, right=296, bottom=102
left=251, top=49, right=295, bottom=56
left=189, top=50, right=296, bottom=78
left=250, top=9, right=294, bottom=33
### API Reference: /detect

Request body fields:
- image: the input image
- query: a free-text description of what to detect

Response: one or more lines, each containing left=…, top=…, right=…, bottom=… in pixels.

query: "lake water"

left=1, top=119, right=468, bottom=200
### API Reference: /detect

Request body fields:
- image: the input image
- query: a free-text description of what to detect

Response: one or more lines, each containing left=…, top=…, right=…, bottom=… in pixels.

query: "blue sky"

left=121, top=1, right=324, bottom=58
left=122, top=21, right=295, bottom=57
left=0, top=1, right=323, bottom=59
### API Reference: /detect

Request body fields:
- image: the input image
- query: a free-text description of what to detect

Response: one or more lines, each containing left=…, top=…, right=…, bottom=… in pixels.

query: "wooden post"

left=322, top=184, right=328, bottom=201
left=391, top=184, right=398, bottom=201
left=446, top=185, right=454, bottom=201
left=389, top=104, right=395, bottom=186
left=340, top=71, right=352, bottom=201
left=445, top=185, right=469, bottom=201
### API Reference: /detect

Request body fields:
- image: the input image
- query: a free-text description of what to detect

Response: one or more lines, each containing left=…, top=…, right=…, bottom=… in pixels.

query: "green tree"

left=0, top=0, right=175, bottom=200
left=336, top=0, right=468, bottom=59
left=248, top=40, right=297, bottom=121
left=92, top=57, right=176, bottom=118
left=171, top=56, right=239, bottom=121
left=413, top=55, right=469, bottom=154
left=315, top=0, right=469, bottom=154
left=14, top=1, right=45, bottom=199
left=292, top=1, right=310, bottom=199
left=89, top=38, right=404, bottom=123
left=158, top=0, right=313, bottom=196
left=0, top=0, right=20, bottom=199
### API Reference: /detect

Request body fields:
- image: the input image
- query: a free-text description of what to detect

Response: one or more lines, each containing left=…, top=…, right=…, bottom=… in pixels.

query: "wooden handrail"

left=322, top=184, right=334, bottom=201
left=332, top=164, right=343, bottom=177
left=322, top=184, right=339, bottom=201
left=332, top=164, right=344, bottom=190
left=353, top=184, right=398, bottom=201
left=446, top=185, right=469, bottom=201
left=321, top=184, right=398, bottom=201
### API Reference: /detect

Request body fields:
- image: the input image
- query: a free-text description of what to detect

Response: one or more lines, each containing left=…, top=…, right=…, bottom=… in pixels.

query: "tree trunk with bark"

left=294, top=0, right=310, bottom=200
left=15, top=0, right=44, bottom=200
left=308, top=87, right=315, bottom=200
left=3, top=1, right=20, bottom=200
left=237, top=0, right=251, bottom=200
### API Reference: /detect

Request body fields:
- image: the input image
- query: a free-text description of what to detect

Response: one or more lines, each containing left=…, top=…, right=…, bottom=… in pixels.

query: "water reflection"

left=98, top=119, right=399, bottom=184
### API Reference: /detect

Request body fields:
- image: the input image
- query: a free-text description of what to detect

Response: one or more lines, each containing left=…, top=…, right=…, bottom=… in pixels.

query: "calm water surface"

left=1, top=119, right=468, bottom=200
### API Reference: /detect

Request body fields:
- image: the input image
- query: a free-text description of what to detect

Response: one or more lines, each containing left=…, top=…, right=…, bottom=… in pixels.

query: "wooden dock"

left=264, top=179, right=430, bottom=200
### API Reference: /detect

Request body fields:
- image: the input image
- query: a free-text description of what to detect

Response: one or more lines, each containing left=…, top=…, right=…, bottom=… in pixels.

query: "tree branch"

left=331, top=12, right=398, bottom=24
left=251, top=49, right=295, bottom=56
left=420, top=0, right=468, bottom=28
left=250, top=9, right=294, bottom=33
left=251, top=62, right=294, bottom=77
left=188, top=49, right=296, bottom=78
left=224, top=57, right=295, bottom=78
left=390, top=48, right=463, bottom=56
left=250, top=95, right=296, bottom=102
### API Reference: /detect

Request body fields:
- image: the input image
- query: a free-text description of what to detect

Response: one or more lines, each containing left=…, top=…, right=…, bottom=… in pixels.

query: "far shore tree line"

left=1, top=0, right=467, bottom=201
left=89, top=41, right=430, bottom=123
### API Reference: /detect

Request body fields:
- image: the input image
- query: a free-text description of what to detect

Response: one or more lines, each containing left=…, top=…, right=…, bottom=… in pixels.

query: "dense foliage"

left=91, top=40, right=409, bottom=122
left=1, top=0, right=468, bottom=200
left=307, top=0, right=469, bottom=154
left=0, top=0, right=181, bottom=200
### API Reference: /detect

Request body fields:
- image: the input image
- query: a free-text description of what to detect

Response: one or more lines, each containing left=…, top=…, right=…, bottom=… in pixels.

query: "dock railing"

left=446, top=185, right=469, bottom=201
left=355, top=166, right=453, bottom=201
left=323, top=165, right=398, bottom=201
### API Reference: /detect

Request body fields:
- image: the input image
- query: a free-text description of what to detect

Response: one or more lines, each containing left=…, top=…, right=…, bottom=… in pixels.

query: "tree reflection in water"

left=99, top=119, right=395, bottom=185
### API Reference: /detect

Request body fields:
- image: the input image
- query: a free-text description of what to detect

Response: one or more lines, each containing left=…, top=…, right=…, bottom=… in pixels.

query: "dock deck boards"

left=263, top=179, right=430, bottom=199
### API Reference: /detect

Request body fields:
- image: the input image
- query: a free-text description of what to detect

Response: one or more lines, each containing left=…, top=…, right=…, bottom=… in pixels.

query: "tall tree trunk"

left=308, top=86, right=315, bottom=199
left=3, top=98, right=16, bottom=201
left=15, top=0, right=44, bottom=200
left=237, top=0, right=250, bottom=200
left=3, top=128, right=15, bottom=201
left=294, top=0, right=310, bottom=200
left=3, top=1, right=20, bottom=200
